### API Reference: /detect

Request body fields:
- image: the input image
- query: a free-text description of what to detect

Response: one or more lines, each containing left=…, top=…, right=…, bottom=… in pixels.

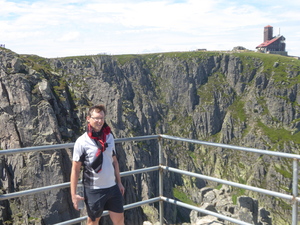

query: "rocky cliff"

left=0, top=47, right=300, bottom=224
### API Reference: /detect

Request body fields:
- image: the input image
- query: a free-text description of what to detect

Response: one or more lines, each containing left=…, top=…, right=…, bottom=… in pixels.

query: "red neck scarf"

left=87, top=123, right=111, bottom=156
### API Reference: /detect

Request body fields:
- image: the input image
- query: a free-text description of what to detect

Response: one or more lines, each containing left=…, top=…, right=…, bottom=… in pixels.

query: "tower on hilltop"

left=264, top=25, right=273, bottom=42
left=256, top=25, right=287, bottom=56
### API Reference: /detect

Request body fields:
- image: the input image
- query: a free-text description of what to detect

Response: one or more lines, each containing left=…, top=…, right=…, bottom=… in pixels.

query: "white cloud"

left=0, top=0, right=299, bottom=57
left=57, top=31, right=81, bottom=42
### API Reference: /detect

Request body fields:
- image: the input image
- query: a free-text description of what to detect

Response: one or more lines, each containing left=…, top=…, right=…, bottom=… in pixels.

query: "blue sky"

left=0, top=0, right=299, bottom=58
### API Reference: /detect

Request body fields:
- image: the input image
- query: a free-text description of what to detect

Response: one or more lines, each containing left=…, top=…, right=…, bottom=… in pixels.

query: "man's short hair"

left=88, top=105, right=106, bottom=116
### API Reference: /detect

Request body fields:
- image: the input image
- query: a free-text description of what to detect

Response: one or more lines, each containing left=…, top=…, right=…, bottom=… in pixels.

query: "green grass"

left=234, top=52, right=300, bottom=85
left=173, top=187, right=197, bottom=206
left=114, top=54, right=142, bottom=65
left=257, top=120, right=300, bottom=145
left=228, top=98, right=246, bottom=122
left=274, top=164, right=292, bottom=179
left=232, top=188, right=246, bottom=205
left=114, top=50, right=223, bottom=65
left=21, top=54, right=52, bottom=71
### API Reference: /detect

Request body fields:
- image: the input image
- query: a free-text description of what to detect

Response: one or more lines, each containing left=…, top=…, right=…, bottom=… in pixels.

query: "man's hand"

left=118, top=182, right=125, bottom=196
left=72, top=194, right=85, bottom=211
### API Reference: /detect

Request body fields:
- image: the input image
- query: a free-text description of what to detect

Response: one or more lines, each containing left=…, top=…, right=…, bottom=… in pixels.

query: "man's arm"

left=70, top=161, right=84, bottom=210
left=113, top=155, right=125, bottom=195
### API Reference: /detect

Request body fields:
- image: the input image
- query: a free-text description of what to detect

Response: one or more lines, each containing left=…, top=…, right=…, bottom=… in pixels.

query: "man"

left=70, top=105, right=125, bottom=225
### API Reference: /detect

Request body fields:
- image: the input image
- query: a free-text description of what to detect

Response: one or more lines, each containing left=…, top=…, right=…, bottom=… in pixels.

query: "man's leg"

left=109, top=211, right=124, bottom=225
left=87, top=217, right=100, bottom=225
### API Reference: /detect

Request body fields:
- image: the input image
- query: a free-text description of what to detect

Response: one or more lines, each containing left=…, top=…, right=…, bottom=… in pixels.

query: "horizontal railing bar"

left=54, top=197, right=161, bottom=225
left=0, top=143, right=75, bottom=155
left=161, top=196, right=252, bottom=225
left=0, top=135, right=160, bottom=155
left=115, top=135, right=160, bottom=143
left=162, top=166, right=300, bottom=202
left=120, top=166, right=159, bottom=177
left=5, top=134, right=299, bottom=160
left=0, top=167, right=159, bottom=201
left=2, top=134, right=300, bottom=161
left=0, top=182, right=71, bottom=200
left=161, top=134, right=300, bottom=160
left=54, top=215, right=88, bottom=225
left=124, top=197, right=161, bottom=211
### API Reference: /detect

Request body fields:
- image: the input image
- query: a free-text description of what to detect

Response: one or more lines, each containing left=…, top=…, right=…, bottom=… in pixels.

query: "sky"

left=0, top=0, right=299, bottom=58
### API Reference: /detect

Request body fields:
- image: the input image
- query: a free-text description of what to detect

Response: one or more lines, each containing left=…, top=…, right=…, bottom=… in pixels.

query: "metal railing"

left=0, top=134, right=299, bottom=225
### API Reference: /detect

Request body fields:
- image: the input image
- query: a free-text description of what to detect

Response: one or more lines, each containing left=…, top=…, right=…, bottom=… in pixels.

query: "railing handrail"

left=162, top=166, right=300, bottom=202
left=160, top=134, right=300, bottom=159
left=0, top=135, right=160, bottom=156
left=0, top=166, right=160, bottom=201
left=0, top=134, right=299, bottom=225
left=2, top=134, right=300, bottom=160
left=0, top=143, right=75, bottom=155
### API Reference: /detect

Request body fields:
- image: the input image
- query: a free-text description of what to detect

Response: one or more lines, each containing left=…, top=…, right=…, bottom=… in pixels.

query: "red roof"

left=256, top=36, right=280, bottom=48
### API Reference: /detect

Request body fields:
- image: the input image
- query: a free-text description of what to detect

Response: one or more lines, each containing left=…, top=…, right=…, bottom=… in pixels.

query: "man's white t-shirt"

left=73, top=132, right=116, bottom=189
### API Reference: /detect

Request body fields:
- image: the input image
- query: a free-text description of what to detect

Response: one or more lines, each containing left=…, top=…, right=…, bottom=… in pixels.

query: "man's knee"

left=110, top=212, right=124, bottom=225
left=87, top=217, right=100, bottom=225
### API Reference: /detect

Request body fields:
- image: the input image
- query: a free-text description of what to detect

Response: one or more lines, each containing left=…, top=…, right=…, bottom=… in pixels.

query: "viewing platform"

left=0, top=134, right=299, bottom=225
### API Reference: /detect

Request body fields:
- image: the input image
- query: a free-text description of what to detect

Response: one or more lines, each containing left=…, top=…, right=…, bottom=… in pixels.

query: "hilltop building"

left=256, top=25, right=287, bottom=56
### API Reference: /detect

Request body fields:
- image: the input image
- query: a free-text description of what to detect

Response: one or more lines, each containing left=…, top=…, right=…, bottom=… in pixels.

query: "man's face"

left=87, top=110, right=105, bottom=132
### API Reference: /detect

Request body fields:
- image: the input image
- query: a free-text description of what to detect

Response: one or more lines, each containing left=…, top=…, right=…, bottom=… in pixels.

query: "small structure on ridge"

left=256, top=25, right=287, bottom=56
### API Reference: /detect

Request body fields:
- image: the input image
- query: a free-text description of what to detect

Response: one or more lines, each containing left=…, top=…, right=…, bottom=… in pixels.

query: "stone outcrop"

left=144, top=186, right=272, bottom=225
left=189, top=186, right=272, bottom=225
left=1, top=48, right=300, bottom=224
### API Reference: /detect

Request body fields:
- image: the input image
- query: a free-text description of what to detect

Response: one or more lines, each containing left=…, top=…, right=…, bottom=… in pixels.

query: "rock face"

left=189, top=186, right=272, bottom=225
left=0, top=48, right=300, bottom=224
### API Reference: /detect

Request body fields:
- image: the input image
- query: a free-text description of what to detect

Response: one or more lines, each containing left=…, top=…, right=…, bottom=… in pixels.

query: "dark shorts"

left=84, top=184, right=124, bottom=221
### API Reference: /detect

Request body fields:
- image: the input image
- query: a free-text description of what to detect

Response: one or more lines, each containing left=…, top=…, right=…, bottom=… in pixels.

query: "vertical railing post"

left=158, top=136, right=164, bottom=225
left=292, top=158, right=299, bottom=225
